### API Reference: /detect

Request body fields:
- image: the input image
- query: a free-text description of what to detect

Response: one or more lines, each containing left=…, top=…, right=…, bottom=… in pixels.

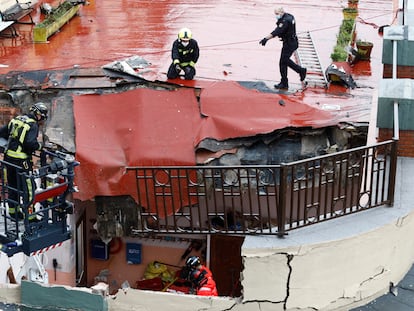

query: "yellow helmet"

left=178, top=28, right=192, bottom=41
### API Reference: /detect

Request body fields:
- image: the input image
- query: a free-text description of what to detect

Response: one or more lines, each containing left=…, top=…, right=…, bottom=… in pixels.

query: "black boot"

left=274, top=82, right=289, bottom=89
left=300, top=68, right=307, bottom=81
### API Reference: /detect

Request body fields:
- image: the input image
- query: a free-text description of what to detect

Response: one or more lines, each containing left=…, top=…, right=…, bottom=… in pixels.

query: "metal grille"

left=127, top=140, right=397, bottom=236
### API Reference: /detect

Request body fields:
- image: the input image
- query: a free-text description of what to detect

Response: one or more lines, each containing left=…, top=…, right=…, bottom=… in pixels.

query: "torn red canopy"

left=195, top=81, right=336, bottom=145
left=73, top=82, right=335, bottom=216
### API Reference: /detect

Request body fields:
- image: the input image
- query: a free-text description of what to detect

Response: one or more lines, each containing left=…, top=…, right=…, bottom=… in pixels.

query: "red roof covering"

left=73, top=81, right=336, bottom=201
left=196, top=81, right=336, bottom=144
left=73, top=88, right=200, bottom=200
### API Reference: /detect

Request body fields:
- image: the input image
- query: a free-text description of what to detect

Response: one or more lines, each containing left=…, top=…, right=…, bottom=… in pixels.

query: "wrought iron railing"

left=126, top=140, right=397, bottom=236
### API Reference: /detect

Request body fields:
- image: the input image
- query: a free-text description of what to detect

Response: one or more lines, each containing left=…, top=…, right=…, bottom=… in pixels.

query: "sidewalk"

left=351, top=263, right=414, bottom=310
left=348, top=156, right=414, bottom=311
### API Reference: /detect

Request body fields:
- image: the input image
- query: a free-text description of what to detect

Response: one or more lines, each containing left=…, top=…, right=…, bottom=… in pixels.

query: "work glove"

left=259, top=38, right=268, bottom=46
left=183, top=66, right=192, bottom=75
left=175, top=64, right=182, bottom=74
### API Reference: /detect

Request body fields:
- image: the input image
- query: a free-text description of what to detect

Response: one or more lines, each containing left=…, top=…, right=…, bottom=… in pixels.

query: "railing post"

left=277, top=164, right=287, bottom=237
left=387, top=139, right=398, bottom=206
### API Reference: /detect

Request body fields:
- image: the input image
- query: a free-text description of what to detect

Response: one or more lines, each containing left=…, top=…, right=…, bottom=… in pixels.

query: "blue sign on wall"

left=126, top=243, right=142, bottom=264
left=91, top=239, right=109, bottom=261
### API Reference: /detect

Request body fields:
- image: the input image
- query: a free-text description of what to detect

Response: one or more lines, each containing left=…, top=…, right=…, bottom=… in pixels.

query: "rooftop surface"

left=0, top=0, right=395, bottom=202
left=0, top=0, right=393, bottom=123
left=0, top=0, right=392, bottom=79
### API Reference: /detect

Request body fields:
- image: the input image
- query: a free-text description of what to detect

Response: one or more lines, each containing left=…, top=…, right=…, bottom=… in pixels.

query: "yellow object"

left=33, top=4, right=80, bottom=43
left=162, top=277, right=178, bottom=291
left=144, top=261, right=174, bottom=283
left=178, top=28, right=192, bottom=40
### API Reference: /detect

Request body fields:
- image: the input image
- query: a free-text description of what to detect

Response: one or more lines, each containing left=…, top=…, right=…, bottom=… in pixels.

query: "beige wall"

left=106, top=202, right=414, bottom=311
left=2, top=204, right=414, bottom=311
left=242, top=208, right=414, bottom=310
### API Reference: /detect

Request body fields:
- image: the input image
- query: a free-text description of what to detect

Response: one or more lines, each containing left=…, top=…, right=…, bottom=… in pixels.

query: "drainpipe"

left=206, top=234, right=211, bottom=268
left=393, top=102, right=399, bottom=140
left=389, top=26, right=401, bottom=205
left=392, top=33, right=399, bottom=140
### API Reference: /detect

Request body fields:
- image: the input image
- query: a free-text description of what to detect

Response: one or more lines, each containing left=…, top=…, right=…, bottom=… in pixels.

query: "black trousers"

left=4, top=155, right=34, bottom=214
left=279, top=38, right=303, bottom=85
left=167, top=63, right=196, bottom=80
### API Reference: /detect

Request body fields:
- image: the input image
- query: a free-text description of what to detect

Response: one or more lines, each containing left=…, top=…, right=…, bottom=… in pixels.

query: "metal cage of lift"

left=0, top=148, right=79, bottom=256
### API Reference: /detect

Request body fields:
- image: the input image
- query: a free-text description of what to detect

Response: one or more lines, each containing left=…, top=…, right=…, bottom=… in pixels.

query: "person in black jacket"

left=167, top=28, right=200, bottom=80
left=259, top=7, right=307, bottom=89
left=0, top=102, right=48, bottom=221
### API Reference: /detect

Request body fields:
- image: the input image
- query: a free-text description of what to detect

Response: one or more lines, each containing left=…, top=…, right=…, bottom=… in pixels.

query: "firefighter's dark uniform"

left=167, top=39, right=200, bottom=80
left=0, top=113, right=42, bottom=220
left=267, top=13, right=306, bottom=88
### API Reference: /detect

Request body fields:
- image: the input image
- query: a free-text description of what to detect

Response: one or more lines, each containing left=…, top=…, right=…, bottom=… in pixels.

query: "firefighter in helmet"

left=0, top=102, right=48, bottom=221
left=181, top=256, right=218, bottom=296
left=167, top=27, right=200, bottom=80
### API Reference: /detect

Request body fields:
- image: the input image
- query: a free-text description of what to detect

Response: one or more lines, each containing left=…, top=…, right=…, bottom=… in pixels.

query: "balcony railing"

left=126, top=140, right=397, bottom=236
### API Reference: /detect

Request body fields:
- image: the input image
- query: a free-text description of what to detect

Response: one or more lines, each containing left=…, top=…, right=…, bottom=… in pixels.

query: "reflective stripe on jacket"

left=195, top=266, right=218, bottom=296
left=171, top=39, right=200, bottom=66
left=6, top=115, right=40, bottom=159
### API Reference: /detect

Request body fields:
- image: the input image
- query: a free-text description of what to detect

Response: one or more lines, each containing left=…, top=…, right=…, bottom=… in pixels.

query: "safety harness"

left=6, top=115, right=36, bottom=160
left=5, top=115, right=37, bottom=220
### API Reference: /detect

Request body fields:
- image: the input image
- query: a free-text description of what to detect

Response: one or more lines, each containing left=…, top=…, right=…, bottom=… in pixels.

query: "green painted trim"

left=21, top=280, right=108, bottom=311
left=377, top=79, right=414, bottom=130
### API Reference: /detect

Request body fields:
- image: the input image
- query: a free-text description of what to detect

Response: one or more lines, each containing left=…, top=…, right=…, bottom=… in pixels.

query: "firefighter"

left=167, top=27, right=200, bottom=80
left=182, top=256, right=218, bottom=296
left=259, top=7, right=307, bottom=89
left=0, top=102, right=48, bottom=221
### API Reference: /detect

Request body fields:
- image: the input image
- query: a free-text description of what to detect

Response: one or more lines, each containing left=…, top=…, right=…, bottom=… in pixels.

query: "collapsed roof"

left=0, top=62, right=368, bottom=203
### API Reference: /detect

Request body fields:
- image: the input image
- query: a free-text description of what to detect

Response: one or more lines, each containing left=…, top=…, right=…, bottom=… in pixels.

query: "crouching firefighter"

left=181, top=256, right=218, bottom=296
left=0, top=102, right=49, bottom=222
left=167, top=27, right=200, bottom=80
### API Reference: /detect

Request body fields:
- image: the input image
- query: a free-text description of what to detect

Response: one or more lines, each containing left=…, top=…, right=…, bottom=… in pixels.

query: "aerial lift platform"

left=0, top=148, right=79, bottom=259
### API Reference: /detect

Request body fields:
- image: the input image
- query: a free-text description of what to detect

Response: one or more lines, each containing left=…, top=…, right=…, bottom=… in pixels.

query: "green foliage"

left=356, top=40, right=373, bottom=47
left=330, top=45, right=348, bottom=62
left=35, top=1, right=75, bottom=28
left=330, top=14, right=356, bottom=62
left=337, top=19, right=354, bottom=46
left=343, top=7, right=357, bottom=13
left=340, top=19, right=354, bottom=33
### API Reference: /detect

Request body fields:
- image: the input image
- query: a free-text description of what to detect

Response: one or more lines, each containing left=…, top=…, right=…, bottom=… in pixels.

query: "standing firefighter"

left=259, top=7, right=307, bottom=89
left=181, top=256, right=218, bottom=296
left=167, top=27, right=200, bottom=80
left=0, top=102, right=48, bottom=221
